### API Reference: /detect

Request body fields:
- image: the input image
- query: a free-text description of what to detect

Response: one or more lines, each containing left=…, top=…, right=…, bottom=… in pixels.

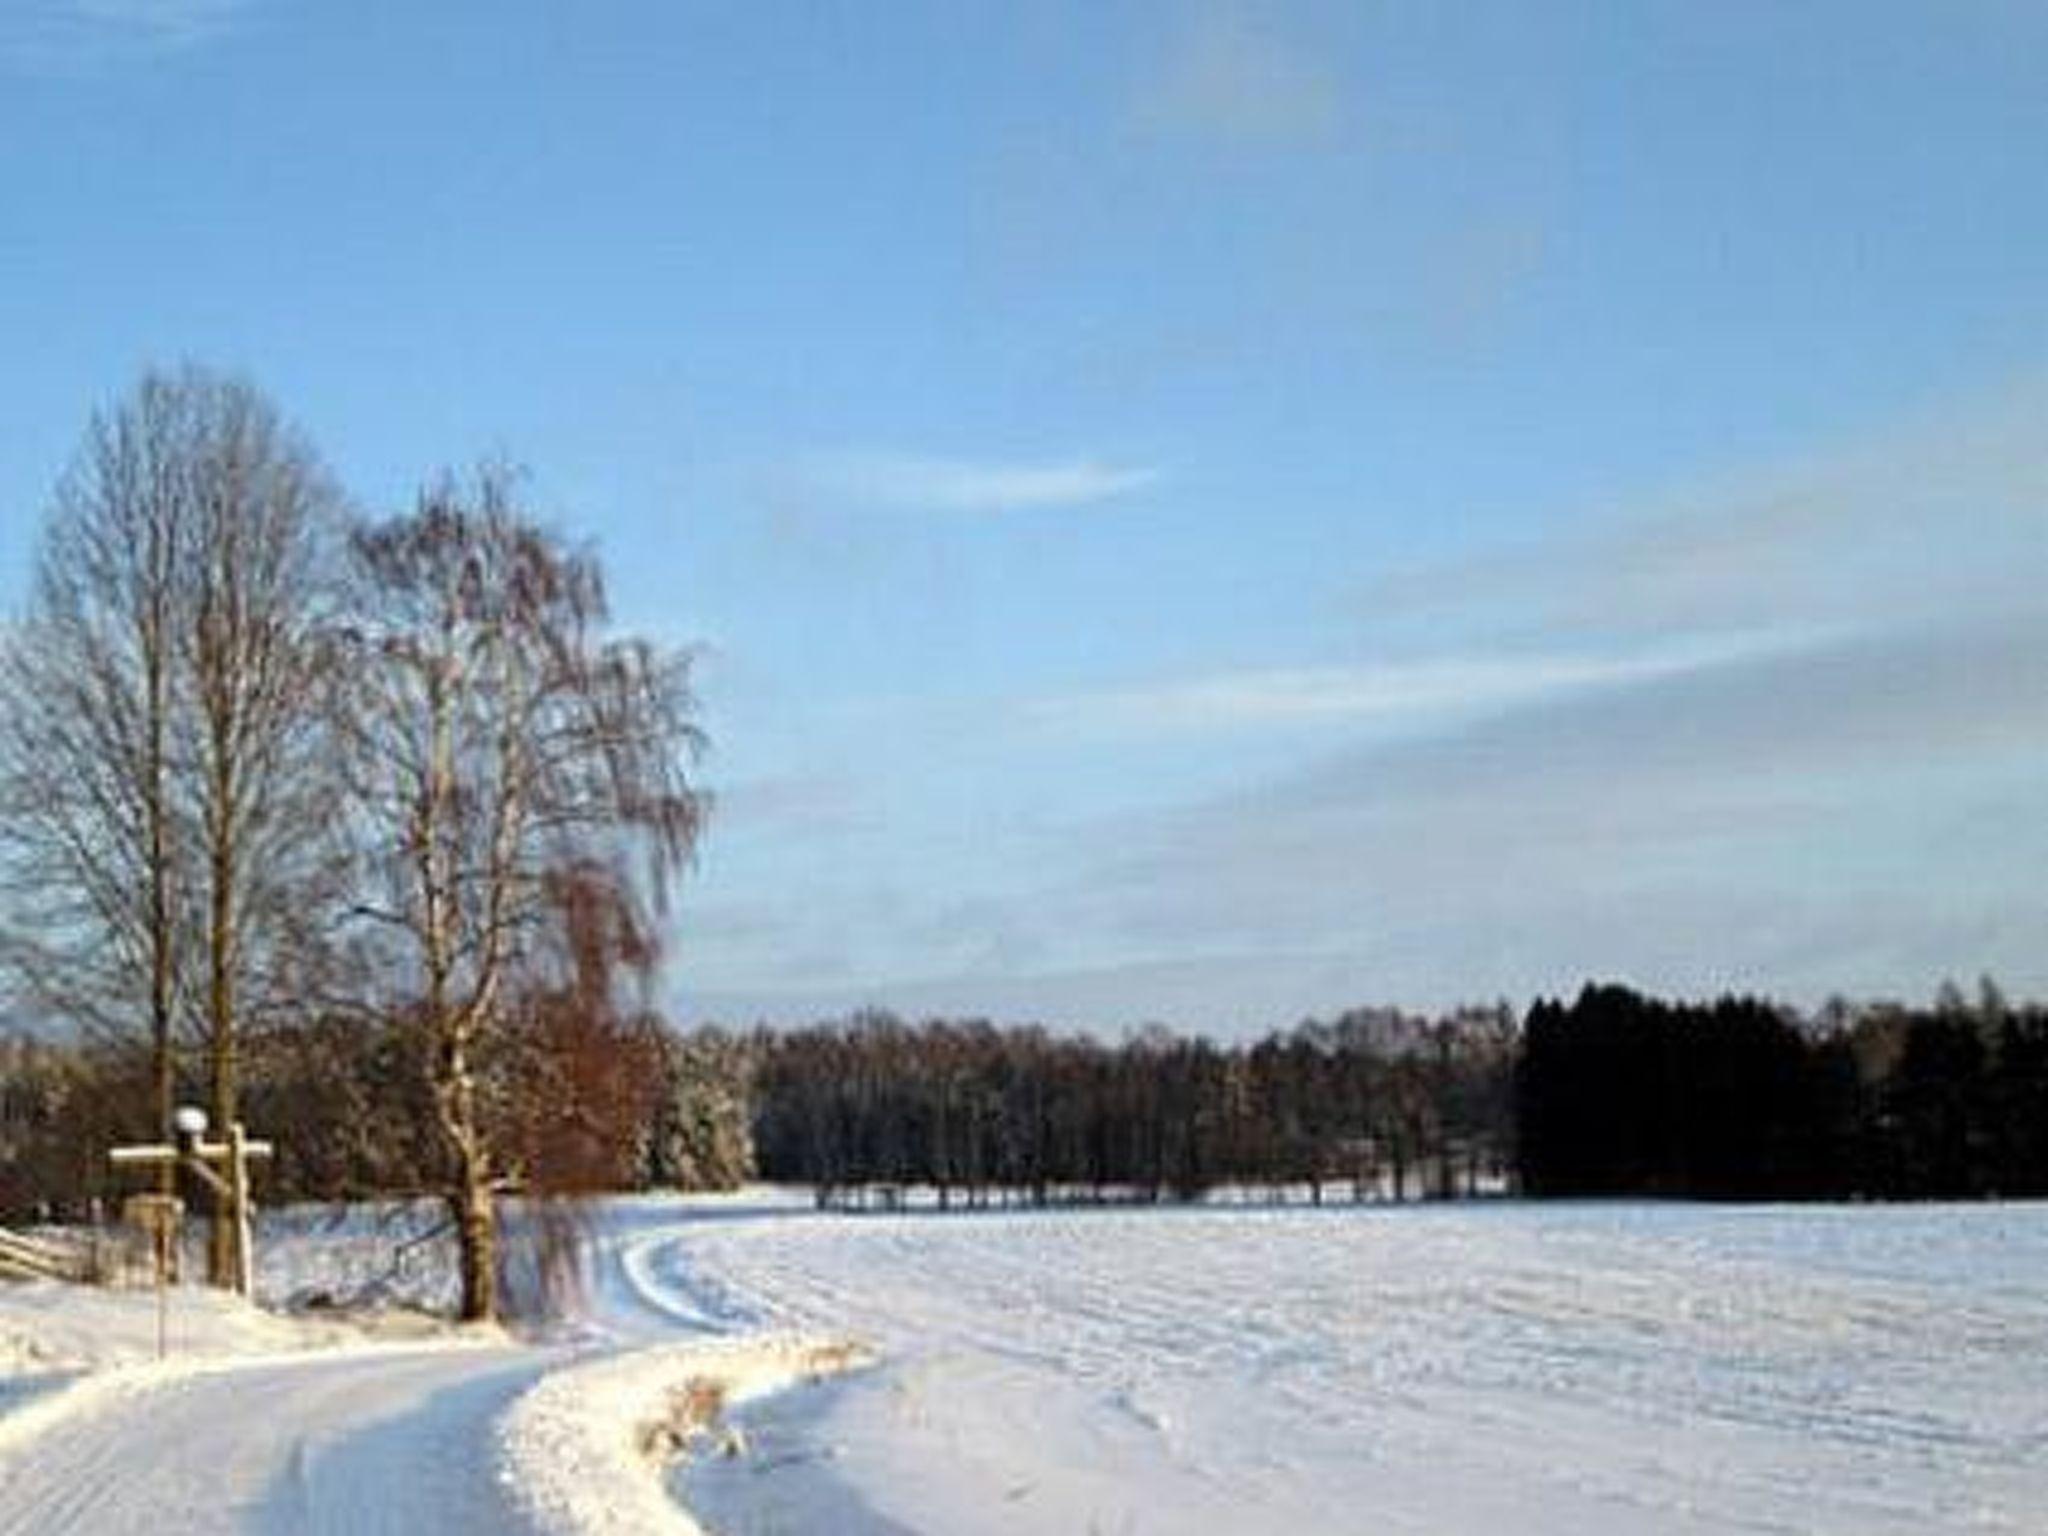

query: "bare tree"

left=0, top=379, right=191, bottom=1145
left=0, top=369, right=343, bottom=1282
left=340, top=470, right=701, bottom=1320
left=177, top=378, right=343, bottom=1282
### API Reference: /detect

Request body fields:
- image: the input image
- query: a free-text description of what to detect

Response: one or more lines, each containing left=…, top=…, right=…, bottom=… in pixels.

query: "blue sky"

left=3, top=1, right=2045, bottom=1033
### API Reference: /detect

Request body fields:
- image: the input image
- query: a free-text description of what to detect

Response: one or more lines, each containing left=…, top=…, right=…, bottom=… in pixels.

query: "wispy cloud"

left=803, top=451, right=1160, bottom=513
left=1071, top=606, right=2048, bottom=1004
left=1044, top=378, right=2048, bottom=1011
left=1133, top=2, right=1341, bottom=147
left=1, top=0, right=254, bottom=73
left=1365, top=373, right=2048, bottom=648
left=1025, top=632, right=1803, bottom=738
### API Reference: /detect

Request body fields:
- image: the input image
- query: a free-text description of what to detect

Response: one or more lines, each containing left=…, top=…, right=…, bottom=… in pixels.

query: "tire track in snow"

left=0, top=1344, right=551, bottom=1535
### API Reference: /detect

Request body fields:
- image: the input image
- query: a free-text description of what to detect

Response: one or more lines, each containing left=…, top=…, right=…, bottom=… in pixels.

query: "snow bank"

left=500, top=1334, right=872, bottom=1536
left=0, top=1273, right=467, bottom=1378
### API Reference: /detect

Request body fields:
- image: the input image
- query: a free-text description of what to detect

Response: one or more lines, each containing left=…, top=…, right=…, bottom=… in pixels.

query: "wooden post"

left=228, top=1122, right=253, bottom=1298
left=158, top=1155, right=177, bottom=1283
left=155, top=1214, right=169, bottom=1358
left=120, top=1194, right=182, bottom=1358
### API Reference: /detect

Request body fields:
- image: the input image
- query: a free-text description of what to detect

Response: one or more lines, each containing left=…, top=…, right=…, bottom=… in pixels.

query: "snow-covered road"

left=0, top=1195, right=853, bottom=1536
left=0, top=1344, right=551, bottom=1535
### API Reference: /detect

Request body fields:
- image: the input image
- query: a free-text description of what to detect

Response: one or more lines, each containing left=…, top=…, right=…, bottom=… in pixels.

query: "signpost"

left=119, top=1192, right=183, bottom=1359
left=108, top=1106, right=273, bottom=1311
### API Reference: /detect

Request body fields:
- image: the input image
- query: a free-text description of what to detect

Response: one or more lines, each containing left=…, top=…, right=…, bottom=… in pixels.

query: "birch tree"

left=341, top=470, right=701, bottom=1320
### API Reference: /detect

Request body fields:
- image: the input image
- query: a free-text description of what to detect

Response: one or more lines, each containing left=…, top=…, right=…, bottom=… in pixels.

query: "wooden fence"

left=0, top=1225, right=92, bottom=1283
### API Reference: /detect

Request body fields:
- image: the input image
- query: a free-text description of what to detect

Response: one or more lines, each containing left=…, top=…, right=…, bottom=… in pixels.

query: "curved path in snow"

left=0, top=1198, right=847, bottom=1536
left=0, top=1344, right=553, bottom=1535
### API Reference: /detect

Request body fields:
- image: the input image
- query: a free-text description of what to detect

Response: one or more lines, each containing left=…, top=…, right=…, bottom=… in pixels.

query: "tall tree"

left=177, top=377, right=342, bottom=1281
left=340, top=470, right=701, bottom=1320
left=0, top=377, right=193, bottom=1142
left=0, top=369, right=342, bottom=1282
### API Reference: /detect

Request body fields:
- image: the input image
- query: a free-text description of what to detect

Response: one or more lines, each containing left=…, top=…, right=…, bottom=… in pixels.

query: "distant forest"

left=752, top=979, right=2048, bottom=1205
left=8, top=979, right=2046, bottom=1223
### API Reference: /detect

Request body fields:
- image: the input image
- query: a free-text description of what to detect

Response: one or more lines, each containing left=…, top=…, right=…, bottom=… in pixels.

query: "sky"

left=1, top=1, right=2045, bottom=1035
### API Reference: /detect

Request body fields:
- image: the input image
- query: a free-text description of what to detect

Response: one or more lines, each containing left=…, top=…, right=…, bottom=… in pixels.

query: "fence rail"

left=0, top=1225, right=92, bottom=1283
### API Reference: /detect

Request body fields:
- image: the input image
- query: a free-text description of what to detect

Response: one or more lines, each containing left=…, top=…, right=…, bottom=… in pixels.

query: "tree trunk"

left=145, top=516, right=181, bottom=1242
left=438, top=1027, right=497, bottom=1322
left=451, top=1165, right=497, bottom=1323
left=207, top=835, right=237, bottom=1287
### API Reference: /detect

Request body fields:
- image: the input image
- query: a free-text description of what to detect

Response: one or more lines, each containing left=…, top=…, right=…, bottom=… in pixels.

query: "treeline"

left=12, top=980, right=2048, bottom=1226
left=764, top=983, right=2048, bottom=1207
left=1519, top=981, right=2048, bottom=1200
left=752, top=983, right=2048, bottom=1207
left=752, top=1008, right=1518, bottom=1205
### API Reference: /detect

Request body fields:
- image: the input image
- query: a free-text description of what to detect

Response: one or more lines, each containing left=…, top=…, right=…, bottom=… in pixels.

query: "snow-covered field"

left=4, top=1195, right=2047, bottom=1533
left=637, top=1199, right=2048, bottom=1535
